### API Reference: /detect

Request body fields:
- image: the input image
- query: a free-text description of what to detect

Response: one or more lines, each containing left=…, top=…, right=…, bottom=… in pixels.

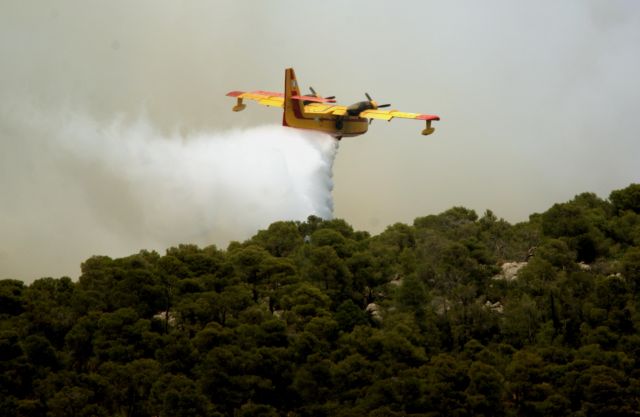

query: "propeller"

left=309, top=87, right=335, bottom=100
left=365, top=92, right=390, bottom=109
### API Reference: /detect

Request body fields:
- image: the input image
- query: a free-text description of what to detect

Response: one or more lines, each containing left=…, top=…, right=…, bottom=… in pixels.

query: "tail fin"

left=283, top=68, right=305, bottom=126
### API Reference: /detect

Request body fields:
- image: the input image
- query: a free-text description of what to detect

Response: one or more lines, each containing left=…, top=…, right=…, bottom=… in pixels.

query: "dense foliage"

left=2, top=184, right=640, bottom=416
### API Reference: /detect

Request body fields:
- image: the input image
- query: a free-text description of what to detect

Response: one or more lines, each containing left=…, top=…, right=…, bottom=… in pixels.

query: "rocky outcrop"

left=366, top=303, right=382, bottom=321
left=493, top=261, right=528, bottom=281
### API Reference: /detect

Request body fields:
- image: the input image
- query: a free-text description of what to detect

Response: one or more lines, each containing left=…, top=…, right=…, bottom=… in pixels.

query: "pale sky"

left=1, top=1, right=640, bottom=280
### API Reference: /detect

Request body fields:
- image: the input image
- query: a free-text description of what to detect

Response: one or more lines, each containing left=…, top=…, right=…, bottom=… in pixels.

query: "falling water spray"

left=0, top=104, right=338, bottom=279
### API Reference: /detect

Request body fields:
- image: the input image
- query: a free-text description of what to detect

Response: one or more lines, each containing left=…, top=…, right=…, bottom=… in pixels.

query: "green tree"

left=334, top=299, right=369, bottom=332
left=580, top=365, right=635, bottom=417
left=466, top=361, right=505, bottom=417
left=395, top=274, right=428, bottom=315
left=423, top=354, right=470, bottom=416
left=0, top=279, right=24, bottom=316
left=501, top=295, right=541, bottom=347
left=47, top=385, right=105, bottom=417
left=151, top=374, right=214, bottom=417
left=621, top=247, right=640, bottom=292
left=22, top=277, right=76, bottom=348
left=252, top=221, right=304, bottom=257
left=610, top=183, right=640, bottom=214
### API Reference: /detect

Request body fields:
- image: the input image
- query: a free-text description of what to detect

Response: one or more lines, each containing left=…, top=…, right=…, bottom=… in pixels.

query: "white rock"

left=493, top=261, right=528, bottom=281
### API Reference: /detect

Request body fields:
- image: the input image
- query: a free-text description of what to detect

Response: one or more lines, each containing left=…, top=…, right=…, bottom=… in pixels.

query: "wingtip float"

left=226, top=68, right=440, bottom=140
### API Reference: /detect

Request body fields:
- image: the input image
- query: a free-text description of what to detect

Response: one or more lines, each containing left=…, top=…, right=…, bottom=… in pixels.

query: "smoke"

left=4, top=1, right=639, bottom=280
left=0, top=101, right=338, bottom=280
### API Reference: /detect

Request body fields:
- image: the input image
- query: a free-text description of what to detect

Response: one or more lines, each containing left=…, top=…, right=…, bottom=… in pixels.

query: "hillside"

left=1, top=184, right=640, bottom=417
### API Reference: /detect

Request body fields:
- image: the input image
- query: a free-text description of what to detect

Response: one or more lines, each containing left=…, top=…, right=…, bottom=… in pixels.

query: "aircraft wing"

left=359, top=109, right=440, bottom=122
left=303, top=103, right=349, bottom=116
left=226, top=90, right=284, bottom=108
left=291, top=95, right=336, bottom=103
left=303, top=103, right=439, bottom=121
left=359, top=109, right=440, bottom=135
left=226, top=90, right=337, bottom=109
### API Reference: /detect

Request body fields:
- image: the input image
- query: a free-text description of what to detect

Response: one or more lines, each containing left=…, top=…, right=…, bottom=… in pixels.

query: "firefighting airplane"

left=226, top=68, right=439, bottom=140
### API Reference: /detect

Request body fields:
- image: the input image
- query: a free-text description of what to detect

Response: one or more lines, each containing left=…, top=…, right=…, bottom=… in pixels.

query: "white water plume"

left=0, top=104, right=338, bottom=280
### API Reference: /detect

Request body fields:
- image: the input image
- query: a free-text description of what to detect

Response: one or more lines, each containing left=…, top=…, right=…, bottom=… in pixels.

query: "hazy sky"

left=1, top=1, right=640, bottom=280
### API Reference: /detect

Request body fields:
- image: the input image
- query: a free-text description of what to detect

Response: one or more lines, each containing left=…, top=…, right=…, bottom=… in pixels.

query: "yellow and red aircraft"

left=226, top=68, right=439, bottom=140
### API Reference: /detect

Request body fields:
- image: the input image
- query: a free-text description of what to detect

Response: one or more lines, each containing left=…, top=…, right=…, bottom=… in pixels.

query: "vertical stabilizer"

left=283, top=68, right=305, bottom=126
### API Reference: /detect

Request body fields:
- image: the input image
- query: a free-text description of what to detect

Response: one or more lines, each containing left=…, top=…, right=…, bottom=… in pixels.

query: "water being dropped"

left=0, top=104, right=338, bottom=279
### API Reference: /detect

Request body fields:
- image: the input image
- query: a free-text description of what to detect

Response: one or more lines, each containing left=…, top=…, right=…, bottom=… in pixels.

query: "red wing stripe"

left=252, top=90, right=285, bottom=97
left=226, top=91, right=245, bottom=97
left=291, top=95, right=337, bottom=103
left=416, top=114, right=440, bottom=121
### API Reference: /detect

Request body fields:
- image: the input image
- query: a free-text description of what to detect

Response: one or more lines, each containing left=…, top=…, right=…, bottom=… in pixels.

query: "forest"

left=2, top=183, right=640, bottom=417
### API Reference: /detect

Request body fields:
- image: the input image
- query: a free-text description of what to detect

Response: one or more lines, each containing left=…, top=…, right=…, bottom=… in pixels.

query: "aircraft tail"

left=283, top=68, right=305, bottom=126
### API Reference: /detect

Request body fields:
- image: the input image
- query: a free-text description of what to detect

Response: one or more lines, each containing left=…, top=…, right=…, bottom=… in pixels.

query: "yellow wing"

left=226, top=91, right=340, bottom=110
left=359, top=109, right=440, bottom=135
left=303, top=103, right=348, bottom=116
left=226, top=90, right=284, bottom=110
left=359, top=109, right=440, bottom=122
left=302, top=103, right=439, bottom=122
